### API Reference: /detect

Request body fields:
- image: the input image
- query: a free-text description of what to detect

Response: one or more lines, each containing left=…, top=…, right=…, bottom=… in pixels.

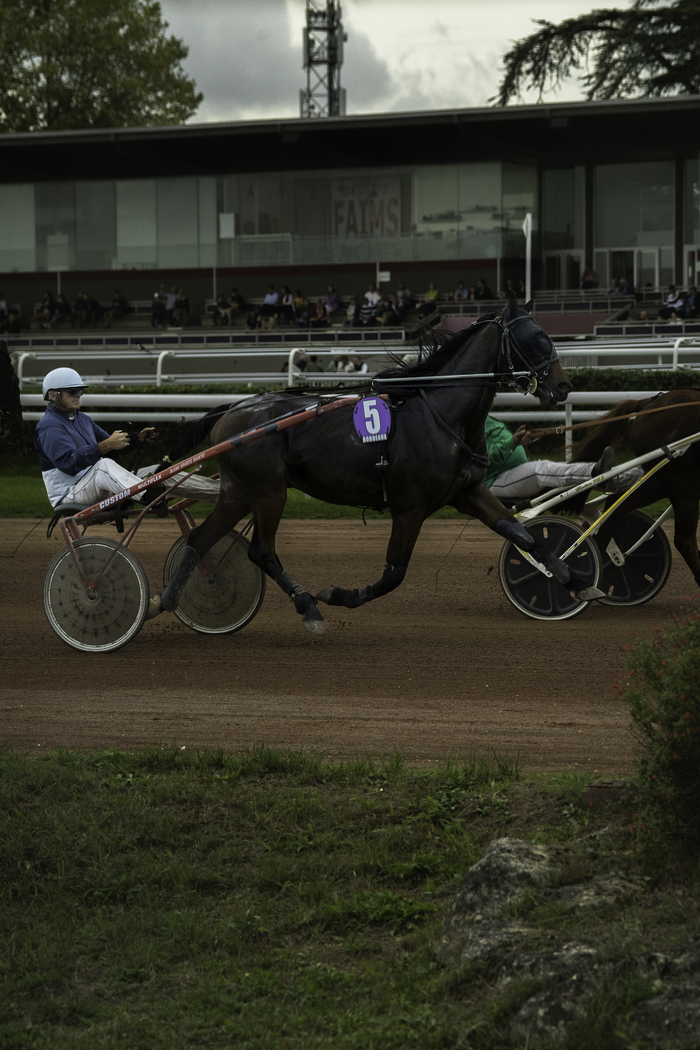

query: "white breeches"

left=61, top=459, right=147, bottom=505
left=60, top=459, right=220, bottom=506
left=137, top=465, right=220, bottom=502
left=490, top=460, right=642, bottom=500
left=490, top=460, right=593, bottom=499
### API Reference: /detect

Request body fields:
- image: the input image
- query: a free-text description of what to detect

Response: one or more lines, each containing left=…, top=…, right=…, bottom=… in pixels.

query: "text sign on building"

left=332, top=178, right=400, bottom=239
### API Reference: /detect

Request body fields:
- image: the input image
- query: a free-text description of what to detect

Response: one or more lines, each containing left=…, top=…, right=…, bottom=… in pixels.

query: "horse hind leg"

left=155, top=495, right=250, bottom=617
left=247, top=494, right=327, bottom=637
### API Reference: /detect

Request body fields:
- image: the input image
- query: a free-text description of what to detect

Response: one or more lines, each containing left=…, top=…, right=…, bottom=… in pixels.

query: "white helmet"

left=42, top=367, right=85, bottom=401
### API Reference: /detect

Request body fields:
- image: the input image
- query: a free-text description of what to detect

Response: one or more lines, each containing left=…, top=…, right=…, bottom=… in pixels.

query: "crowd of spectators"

left=11, top=273, right=700, bottom=338
left=282, top=353, right=369, bottom=376
left=0, top=292, right=21, bottom=335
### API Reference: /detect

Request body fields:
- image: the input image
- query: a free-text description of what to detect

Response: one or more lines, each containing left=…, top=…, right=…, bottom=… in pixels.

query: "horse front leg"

left=316, top=512, right=423, bottom=609
left=246, top=492, right=327, bottom=636
left=452, top=483, right=604, bottom=601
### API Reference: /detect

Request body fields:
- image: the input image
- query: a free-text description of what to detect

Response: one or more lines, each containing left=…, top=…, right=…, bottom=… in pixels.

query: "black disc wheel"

left=43, top=537, right=149, bottom=652
left=499, top=515, right=603, bottom=622
left=597, top=510, right=672, bottom=606
left=162, top=532, right=265, bottom=634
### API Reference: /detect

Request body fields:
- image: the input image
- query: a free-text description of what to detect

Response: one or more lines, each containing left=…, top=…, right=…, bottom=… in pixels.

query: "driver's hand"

left=512, top=425, right=539, bottom=449
left=99, top=430, right=130, bottom=453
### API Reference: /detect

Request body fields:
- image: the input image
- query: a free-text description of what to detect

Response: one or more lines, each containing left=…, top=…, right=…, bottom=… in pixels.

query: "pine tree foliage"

left=0, top=0, right=203, bottom=132
left=495, top=0, right=700, bottom=106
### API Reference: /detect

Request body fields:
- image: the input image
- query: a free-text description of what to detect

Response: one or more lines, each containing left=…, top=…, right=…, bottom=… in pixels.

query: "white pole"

left=522, top=213, right=532, bottom=302
left=213, top=266, right=217, bottom=303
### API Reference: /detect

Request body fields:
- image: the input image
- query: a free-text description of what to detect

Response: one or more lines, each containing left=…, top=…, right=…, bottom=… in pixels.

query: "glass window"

left=35, top=182, right=76, bottom=272
left=156, top=177, right=198, bottom=269
left=686, top=157, right=700, bottom=246
left=0, top=184, right=35, bottom=272
left=75, top=181, right=116, bottom=271
left=595, top=162, right=674, bottom=248
left=502, top=164, right=538, bottom=258
left=116, top=180, right=157, bottom=269
left=198, top=177, right=217, bottom=267
left=542, top=167, right=584, bottom=250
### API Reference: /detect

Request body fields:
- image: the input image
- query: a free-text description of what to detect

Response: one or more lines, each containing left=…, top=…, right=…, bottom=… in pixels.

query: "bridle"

left=471, top=311, right=559, bottom=395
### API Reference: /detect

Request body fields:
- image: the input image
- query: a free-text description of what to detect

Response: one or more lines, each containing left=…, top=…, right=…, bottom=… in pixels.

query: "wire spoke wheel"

left=163, top=532, right=265, bottom=635
left=43, top=537, right=149, bottom=653
left=598, top=510, right=672, bottom=606
left=499, top=515, right=602, bottom=621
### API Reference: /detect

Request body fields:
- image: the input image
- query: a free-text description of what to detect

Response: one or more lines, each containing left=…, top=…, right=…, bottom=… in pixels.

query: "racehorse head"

left=0, top=341, right=24, bottom=438
left=499, top=294, right=571, bottom=405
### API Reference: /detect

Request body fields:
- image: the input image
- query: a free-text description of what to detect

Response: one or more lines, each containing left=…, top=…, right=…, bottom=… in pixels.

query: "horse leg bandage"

left=495, top=518, right=535, bottom=550
left=160, top=544, right=200, bottom=611
left=277, top=570, right=326, bottom=634
left=316, top=563, right=407, bottom=608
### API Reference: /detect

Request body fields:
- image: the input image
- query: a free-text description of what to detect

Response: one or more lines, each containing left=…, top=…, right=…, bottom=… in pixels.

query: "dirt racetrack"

left=0, top=517, right=690, bottom=773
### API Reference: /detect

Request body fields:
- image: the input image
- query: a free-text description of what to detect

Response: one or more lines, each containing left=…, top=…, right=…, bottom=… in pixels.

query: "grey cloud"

left=341, top=28, right=393, bottom=111
left=160, top=0, right=301, bottom=120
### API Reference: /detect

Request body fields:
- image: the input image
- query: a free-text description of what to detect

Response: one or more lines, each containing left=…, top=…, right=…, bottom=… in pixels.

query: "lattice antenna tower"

left=300, top=0, right=347, bottom=118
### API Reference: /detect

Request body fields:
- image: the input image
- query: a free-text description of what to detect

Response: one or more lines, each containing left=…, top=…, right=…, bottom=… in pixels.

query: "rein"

left=418, top=389, right=489, bottom=466
left=527, top=398, right=700, bottom=439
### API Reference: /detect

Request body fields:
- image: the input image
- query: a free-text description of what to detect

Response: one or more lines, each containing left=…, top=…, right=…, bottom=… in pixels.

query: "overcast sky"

left=158, top=0, right=632, bottom=124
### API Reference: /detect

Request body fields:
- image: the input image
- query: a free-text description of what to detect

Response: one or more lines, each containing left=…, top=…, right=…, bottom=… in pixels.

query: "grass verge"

left=0, top=471, right=672, bottom=524
left=2, top=746, right=698, bottom=1049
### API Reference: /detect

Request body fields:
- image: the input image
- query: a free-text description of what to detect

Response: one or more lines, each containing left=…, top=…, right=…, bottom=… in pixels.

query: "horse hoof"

left=574, top=585, right=605, bottom=602
left=303, top=617, right=327, bottom=636
left=146, top=596, right=163, bottom=620
left=315, top=587, right=334, bottom=605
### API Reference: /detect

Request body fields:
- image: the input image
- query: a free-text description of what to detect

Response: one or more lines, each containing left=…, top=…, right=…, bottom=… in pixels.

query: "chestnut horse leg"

left=315, top=510, right=425, bottom=610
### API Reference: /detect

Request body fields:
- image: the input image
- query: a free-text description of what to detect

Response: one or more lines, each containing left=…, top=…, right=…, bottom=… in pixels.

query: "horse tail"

left=571, top=397, right=650, bottom=463
left=157, top=403, right=234, bottom=470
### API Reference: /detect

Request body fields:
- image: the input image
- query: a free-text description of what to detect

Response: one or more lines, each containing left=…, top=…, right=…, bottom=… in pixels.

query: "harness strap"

left=419, top=389, right=489, bottom=467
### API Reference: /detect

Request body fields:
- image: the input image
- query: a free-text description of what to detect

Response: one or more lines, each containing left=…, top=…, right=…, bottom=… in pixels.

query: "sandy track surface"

left=1, top=517, right=689, bottom=773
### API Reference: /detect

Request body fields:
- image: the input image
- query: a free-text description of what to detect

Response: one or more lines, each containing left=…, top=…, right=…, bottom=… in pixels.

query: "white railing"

left=13, top=337, right=700, bottom=392
left=556, top=337, right=700, bottom=370
left=12, top=346, right=395, bottom=390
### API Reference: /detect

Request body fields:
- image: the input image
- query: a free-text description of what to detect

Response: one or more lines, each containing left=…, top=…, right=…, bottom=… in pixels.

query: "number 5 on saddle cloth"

left=353, top=397, right=392, bottom=506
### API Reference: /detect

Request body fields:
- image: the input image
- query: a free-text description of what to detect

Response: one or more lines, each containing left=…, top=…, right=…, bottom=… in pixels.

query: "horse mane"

left=375, top=314, right=499, bottom=383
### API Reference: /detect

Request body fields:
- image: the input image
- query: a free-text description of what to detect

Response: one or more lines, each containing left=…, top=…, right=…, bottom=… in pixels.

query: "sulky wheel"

left=162, top=532, right=265, bottom=635
left=499, top=515, right=602, bottom=622
left=43, top=537, right=150, bottom=653
left=597, top=510, right=672, bottom=607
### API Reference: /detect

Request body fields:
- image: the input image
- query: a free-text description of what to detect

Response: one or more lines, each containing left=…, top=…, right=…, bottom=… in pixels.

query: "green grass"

left=2, top=746, right=699, bottom=1049
left=0, top=462, right=671, bottom=523
left=0, top=474, right=465, bottom=521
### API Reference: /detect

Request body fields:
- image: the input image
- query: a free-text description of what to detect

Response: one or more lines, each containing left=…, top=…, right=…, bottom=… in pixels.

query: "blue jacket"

left=34, top=404, right=110, bottom=504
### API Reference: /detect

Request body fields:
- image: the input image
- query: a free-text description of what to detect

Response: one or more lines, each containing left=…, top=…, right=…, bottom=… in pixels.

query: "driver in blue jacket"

left=34, top=367, right=169, bottom=512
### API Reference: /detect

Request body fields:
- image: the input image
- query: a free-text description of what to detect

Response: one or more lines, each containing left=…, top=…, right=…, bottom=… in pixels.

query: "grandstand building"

left=1, top=95, right=699, bottom=319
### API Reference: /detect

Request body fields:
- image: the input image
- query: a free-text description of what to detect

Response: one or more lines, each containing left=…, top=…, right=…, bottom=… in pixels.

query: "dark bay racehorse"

left=0, top=341, right=23, bottom=438
left=573, top=389, right=700, bottom=588
left=158, top=298, right=593, bottom=633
